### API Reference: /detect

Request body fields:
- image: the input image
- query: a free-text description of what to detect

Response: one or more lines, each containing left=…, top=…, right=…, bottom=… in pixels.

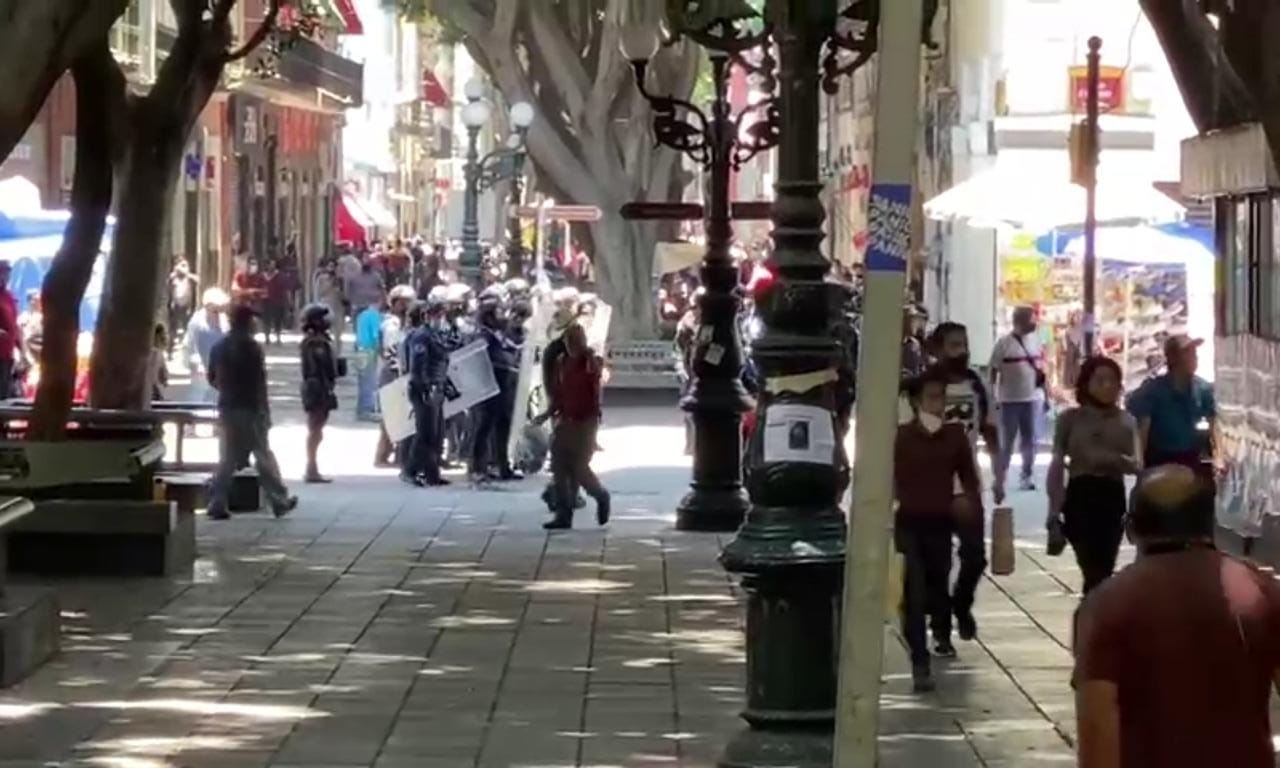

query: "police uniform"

left=404, top=311, right=451, bottom=485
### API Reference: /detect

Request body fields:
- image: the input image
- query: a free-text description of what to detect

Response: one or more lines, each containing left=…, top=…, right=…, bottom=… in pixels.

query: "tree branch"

left=225, top=0, right=281, bottom=62
left=1140, top=0, right=1256, bottom=130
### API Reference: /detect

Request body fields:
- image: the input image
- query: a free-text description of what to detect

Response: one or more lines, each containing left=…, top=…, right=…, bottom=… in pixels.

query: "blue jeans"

left=998, top=400, right=1037, bottom=481
left=355, top=351, right=378, bottom=419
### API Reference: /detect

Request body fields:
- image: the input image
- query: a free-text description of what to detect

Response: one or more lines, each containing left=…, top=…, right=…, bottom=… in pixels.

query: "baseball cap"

left=1163, top=334, right=1203, bottom=358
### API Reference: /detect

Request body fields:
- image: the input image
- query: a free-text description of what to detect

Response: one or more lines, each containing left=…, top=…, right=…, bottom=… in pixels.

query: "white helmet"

left=445, top=283, right=473, bottom=304
left=202, top=287, right=229, bottom=308
left=389, top=284, right=417, bottom=303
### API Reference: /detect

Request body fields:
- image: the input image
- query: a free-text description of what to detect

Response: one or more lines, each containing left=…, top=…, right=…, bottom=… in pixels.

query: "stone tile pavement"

left=0, top=395, right=1145, bottom=767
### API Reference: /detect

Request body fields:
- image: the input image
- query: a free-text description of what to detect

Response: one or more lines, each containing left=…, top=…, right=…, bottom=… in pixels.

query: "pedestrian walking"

left=148, top=323, right=169, bottom=402
left=1127, top=334, right=1216, bottom=481
left=919, top=321, right=1005, bottom=641
left=1074, top=465, right=1280, bottom=768
left=1045, top=356, right=1141, bottom=595
left=0, top=260, right=20, bottom=400
left=353, top=300, right=383, bottom=422
left=404, top=296, right=451, bottom=487
left=542, top=324, right=610, bottom=530
left=300, top=304, right=339, bottom=484
left=232, top=258, right=268, bottom=315
left=206, top=304, right=296, bottom=519
left=313, top=261, right=346, bottom=355
left=262, top=261, right=290, bottom=346
left=989, top=306, right=1046, bottom=491
left=185, top=288, right=228, bottom=404
left=167, top=258, right=198, bottom=354
left=895, top=367, right=983, bottom=692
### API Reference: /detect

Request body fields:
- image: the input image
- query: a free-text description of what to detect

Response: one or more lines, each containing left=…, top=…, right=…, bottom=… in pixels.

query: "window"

left=1218, top=195, right=1279, bottom=339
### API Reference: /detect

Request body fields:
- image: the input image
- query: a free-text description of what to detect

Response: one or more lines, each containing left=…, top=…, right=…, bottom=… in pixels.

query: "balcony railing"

left=276, top=37, right=363, bottom=107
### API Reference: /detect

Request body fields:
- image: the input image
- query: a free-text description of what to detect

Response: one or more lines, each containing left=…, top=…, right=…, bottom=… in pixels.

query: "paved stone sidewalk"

left=0, top=411, right=1107, bottom=768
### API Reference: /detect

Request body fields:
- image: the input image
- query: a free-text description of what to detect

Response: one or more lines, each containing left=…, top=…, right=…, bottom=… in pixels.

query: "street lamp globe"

left=462, top=99, right=491, bottom=128
left=464, top=77, right=485, bottom=101
left=619, top=22, right=659, bottom=62
left=510, top=101, right=535, bottom=130
left=506, top=133, right=523, bottom=150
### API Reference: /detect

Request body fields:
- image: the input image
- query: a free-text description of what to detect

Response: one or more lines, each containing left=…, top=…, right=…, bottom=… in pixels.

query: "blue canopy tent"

left=0, top=234, right=110, bottom=331
left=0, top=210, right=75, bottom=241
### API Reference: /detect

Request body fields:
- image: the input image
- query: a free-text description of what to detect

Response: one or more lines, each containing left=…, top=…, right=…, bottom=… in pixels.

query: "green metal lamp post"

left=621, top=5, right=779, bottom=533
left=459, top=80, right=535, bottom=288
left=717, top=0, right=890, bottom=765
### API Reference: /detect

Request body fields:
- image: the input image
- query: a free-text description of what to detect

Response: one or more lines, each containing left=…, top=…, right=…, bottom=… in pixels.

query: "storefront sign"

left=1068, top=65, right=1125, bottom=113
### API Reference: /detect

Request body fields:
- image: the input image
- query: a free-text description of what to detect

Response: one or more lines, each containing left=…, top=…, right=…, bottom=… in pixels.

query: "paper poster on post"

left=379, top=375, right=416, bottom=443
left=444, top=339, right=500, bottom=419
left=762, top=404, right=837, bottom=465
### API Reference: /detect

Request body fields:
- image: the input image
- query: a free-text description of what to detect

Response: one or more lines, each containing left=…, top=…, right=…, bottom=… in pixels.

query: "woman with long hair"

left=1046, top=355, right=1142, bottom=594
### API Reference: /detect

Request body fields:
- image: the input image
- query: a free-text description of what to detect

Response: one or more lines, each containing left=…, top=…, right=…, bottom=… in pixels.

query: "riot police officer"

left=471, top=287, right=521, bottom=482
left=442, top=282, right=473, bottom=466
left=404, top=294, right=451, bottom=486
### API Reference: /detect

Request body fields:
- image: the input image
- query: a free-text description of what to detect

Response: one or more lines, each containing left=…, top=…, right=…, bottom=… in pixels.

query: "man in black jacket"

left=404, top=298, right=452, bottom=486
left=206, top=304, right=297, bottom=519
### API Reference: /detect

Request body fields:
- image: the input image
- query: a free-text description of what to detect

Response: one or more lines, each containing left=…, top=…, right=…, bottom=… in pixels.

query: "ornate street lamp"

left=622, top=6, right=780, bottom=533
left=715, top=0, right=928, bottom=765
left=459, top=79, right=534, bottom=287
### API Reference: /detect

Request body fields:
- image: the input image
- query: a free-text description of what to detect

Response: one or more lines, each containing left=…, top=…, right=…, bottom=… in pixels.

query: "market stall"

left=997, top=224, right=1213, bottom=397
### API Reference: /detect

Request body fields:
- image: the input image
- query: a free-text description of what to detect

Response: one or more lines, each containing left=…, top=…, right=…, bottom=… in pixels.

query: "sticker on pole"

left=865, top=183, right=912, bottom=273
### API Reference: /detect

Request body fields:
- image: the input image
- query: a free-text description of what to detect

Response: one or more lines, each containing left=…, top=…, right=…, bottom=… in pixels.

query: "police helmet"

left=426, top=285, right=449, bottom=308
left=389, top=284, right=417, bottom=303
left=504, top=278, right=530, bottom=298
left=445, top=283, right=473, bottom=304
left=300, top=303, right=332, bottom=332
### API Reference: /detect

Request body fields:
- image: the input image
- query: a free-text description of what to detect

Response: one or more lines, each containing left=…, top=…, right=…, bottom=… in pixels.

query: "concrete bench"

left=0, top=496, right=60, bottom=687
left=6, top=499, right=194, bottom=578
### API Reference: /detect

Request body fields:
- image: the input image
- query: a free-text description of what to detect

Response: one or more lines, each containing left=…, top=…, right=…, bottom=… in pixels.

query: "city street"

left=0, top=346, right=1098, bottom=768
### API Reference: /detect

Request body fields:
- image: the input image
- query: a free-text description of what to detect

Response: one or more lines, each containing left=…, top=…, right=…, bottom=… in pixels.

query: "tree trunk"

left=590, top=214, right=658, bottom=342
left=1139, top=0, right=1256, bottom=132
left=0, top=0, right=129, bottom=163
left=30, top=44, right=122, bottom=438
left=89, top=104, right=186, bottom=409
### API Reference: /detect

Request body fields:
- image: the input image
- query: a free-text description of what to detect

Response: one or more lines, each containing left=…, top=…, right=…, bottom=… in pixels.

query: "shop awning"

left=356, top=195, right=397, bottom=230
left=336, top=195, right=370, bottom=245
left=422, top=68, right=450, bottom=108
left=323, top=0, right=363, bottom=34
left=925, top=165, right=1185, bottom=230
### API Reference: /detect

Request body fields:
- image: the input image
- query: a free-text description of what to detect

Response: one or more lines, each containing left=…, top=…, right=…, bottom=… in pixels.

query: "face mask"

left=918, top=412, right=944, bottom=434
left=947, top=354, right=970, bottom=371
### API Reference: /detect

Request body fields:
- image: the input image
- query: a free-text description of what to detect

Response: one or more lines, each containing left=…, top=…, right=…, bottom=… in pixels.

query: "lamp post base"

left=676, top=484, right=749, bottom=532
left=718, top=724, right=833, bottom=768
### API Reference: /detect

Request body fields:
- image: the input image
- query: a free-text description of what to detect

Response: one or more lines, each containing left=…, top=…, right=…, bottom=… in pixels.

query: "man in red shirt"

left=543, top=323, right=610, bottom=530
left=0, top=261, right=21, bottom=399
left=232, top=259, right=268, bottom=315
left=1075, top=465, right=1280, bottom=768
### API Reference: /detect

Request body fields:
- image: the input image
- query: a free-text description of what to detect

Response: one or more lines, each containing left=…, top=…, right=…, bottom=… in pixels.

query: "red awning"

left=335, top=195, right=369, bottom=245
left=422, top=68, right=450, bottom=108
left=327, top=0, right=363, bottom=34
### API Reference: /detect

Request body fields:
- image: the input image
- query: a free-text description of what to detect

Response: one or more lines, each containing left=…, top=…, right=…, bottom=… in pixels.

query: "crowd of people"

left=891, top=307, right=1220, bottom=694
left=884, top=304, right=1280, bottom=768
left=180, top=238, right=612, bottom=532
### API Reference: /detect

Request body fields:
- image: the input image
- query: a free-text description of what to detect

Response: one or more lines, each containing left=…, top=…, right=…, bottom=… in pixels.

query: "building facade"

left=0, top=0, right=363, bottom=296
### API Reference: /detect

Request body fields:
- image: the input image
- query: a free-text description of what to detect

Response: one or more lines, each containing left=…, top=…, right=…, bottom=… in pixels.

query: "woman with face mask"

left=1046, top=356, right=1142, bottom=595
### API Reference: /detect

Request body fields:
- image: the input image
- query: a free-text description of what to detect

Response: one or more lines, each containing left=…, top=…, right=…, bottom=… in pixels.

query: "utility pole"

left=1082, top=36, right=1101, bottom=354
left=833, top=0, right=926, bottom=764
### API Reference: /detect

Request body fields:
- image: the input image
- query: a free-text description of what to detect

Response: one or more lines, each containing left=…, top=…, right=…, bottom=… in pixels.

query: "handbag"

left=1046, top=516, right=1068, bottom=556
